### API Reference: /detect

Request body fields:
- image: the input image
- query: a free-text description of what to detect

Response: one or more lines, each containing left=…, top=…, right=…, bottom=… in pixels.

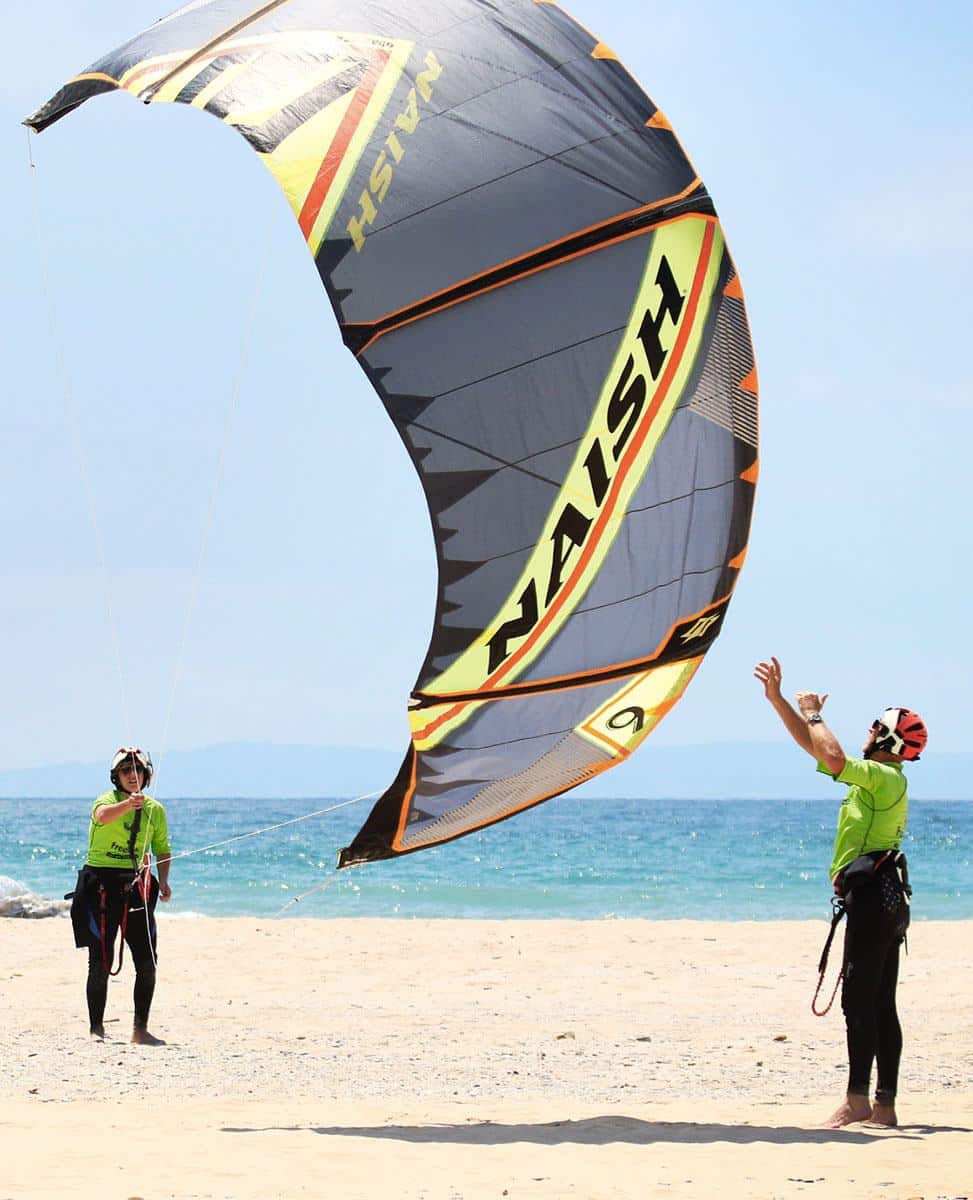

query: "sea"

left=0, top=796, right=969, bottom=921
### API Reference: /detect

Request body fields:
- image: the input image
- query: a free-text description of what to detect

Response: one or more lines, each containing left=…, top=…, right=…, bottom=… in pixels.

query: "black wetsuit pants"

left=79, top=868, right=159, bottom=1031
left=841, top=866, right=909, bottom=1103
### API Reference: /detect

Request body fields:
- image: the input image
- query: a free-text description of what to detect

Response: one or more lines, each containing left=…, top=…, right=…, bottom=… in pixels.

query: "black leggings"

left=841, top=867, right=909, bottom=1103
left=84, top=871, right=158, bottom=1031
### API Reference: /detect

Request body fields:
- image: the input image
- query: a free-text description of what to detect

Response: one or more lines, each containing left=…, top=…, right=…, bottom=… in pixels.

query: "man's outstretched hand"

left=754, top=656, right=783, bottom=703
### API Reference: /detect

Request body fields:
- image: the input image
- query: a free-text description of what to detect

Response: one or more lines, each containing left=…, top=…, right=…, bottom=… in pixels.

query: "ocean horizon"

left=1, top=795, right=969, bottom=921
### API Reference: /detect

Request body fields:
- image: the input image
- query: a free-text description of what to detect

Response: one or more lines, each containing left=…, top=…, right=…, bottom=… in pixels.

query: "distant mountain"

left=0, top=743, right=401, bottom=800
left=0, top=741, right=968, bottom=800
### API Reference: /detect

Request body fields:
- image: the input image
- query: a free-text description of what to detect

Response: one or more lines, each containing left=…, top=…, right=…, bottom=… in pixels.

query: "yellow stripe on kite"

left=223, top=53, right=359, bottom=128
left=578, top=659, right=703, bottom=757
left=412, top=216, right=724, bottom=750
left=261, top=89, right=358, bottom=225
left=299, top=40, right=412, bottom=255
left=191, top=57, right=254, bottom=110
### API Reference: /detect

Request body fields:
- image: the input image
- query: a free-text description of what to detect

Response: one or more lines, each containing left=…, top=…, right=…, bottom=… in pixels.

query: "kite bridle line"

left=148, top=232, right=273, bottom=806
left=26, top=130, right=135, bottom=751
left=30, top=131, right=275, bottom=902
left=103, top=792, right=379, bottom=970
left=160, top=792, right=378, bottom=866
left=29, top=130, right=161, bottom=966
left=273, top=859, right=365, bottom=917
left=158, top=792, right=378, bottom=914
left=28, top=131, right=320, bottom=950
left=131, top=231, right=274, bottom=964
left=27, top=126, right=161, bottom=969
left=28, top=138, right=382, bottom=921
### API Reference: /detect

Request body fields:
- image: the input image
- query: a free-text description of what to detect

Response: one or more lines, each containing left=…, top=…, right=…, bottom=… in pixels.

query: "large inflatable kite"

left=28, top=0, right=758, bottom=868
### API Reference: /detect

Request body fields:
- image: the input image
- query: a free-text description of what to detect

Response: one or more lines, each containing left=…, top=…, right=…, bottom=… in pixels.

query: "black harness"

left=812, top=850, right=911, bottom=1017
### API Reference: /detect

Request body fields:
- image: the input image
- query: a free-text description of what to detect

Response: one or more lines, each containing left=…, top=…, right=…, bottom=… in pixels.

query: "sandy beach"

left=1, top=917, right=970, bottom=1199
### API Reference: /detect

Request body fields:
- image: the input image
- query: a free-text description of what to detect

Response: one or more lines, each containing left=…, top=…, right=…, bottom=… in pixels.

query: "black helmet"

left=110, top=746, right=154, bottom=789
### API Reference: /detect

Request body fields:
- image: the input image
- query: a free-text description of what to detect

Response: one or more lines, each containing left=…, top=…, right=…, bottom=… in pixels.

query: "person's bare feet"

left=869, top=1102, right=898, bottom=1126
left=131, top=1026, right=166, bottom=1046
left=823, top=1093, right=872, bottom=1127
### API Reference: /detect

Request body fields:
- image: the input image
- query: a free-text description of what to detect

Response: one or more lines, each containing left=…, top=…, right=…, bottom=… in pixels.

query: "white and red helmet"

left=110, top=746, right=154, bottom=788
left=871, top=709, right=928, bottom=761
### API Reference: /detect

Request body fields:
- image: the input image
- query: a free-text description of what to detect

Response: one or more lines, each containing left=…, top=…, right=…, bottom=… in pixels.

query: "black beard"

left=863, top=744, right=878, bottom=760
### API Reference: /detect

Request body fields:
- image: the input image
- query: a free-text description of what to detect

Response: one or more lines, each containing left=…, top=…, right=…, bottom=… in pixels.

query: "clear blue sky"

left=3, top=1, right=971, bottom=774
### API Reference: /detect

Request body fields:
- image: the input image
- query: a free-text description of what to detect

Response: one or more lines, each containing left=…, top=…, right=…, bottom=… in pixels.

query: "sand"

left=1, top=917, right=970, bottom=1199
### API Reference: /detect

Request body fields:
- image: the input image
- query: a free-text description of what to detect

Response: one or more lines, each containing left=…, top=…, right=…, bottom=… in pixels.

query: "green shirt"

left=817, top=758, right=907, bottom=880
left=86, top=791, right=171, bottom=869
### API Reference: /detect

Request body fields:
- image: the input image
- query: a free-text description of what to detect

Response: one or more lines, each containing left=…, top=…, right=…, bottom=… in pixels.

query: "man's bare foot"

left=131, top=1026, right=166, bottom=1046
left=822, top=1094, right=872, bottom=1128
left=869, top=1102, right=897, bottom=1127
left=89, top=1024, right=105, bottom=1040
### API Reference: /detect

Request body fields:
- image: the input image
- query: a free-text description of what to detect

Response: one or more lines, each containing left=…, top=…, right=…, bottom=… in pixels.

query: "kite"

left=27, top=0, right=758, bottom=868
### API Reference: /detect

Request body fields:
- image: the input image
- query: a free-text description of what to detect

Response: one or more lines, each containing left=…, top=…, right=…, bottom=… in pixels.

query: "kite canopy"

left=28, top=0, right=758, bottom=868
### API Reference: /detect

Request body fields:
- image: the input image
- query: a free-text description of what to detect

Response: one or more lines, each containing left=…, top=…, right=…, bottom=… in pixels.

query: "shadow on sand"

left=221, top=1115, right=968, bottom=1146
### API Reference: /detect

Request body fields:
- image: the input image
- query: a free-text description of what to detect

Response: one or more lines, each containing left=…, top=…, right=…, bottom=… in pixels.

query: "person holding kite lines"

left=753, top=656, right=927, bottom=1128
left=69, top=747, right=172, bottom=1045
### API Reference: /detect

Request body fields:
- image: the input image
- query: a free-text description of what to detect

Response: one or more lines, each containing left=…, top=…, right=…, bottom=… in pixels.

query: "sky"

left=2, top=1, right=971, bottom=778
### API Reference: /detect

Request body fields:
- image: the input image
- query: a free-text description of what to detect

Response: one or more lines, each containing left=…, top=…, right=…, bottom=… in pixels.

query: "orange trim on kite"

left=739, top=461, right=759, bottom=485
left=723, top=274, right=744, bottom=299
left=591, top=42, right=619, bottom=60
left=646, top=111, right=672, bottom=131
left=298, top=48, right=389, bottom=240
left=413, top=592, right=733, bottom=712
left=391, top=752, right=619, bottom=855
left=579, top=720, right=630, bottom=757
left=353, top=187, right=706, bottom=355
left=739, top=366, right=758, bottom=394
left=391, top=745, right=420, bottom=855
left=69, top=71, right=121, bottom=87
left=727, top=546, right=748, bottom=570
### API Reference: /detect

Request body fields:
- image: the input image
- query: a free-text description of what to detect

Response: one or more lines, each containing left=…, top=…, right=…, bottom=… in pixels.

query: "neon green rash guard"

left=817, top=757, right=908, bottom=881
left=86, top=791, right=172, bottom=869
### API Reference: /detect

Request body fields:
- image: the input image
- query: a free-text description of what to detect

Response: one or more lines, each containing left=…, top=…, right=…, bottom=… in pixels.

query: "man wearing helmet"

left=70, top=747, right=172, bottom=1045
left=753, top=657, right=927, bottom=1129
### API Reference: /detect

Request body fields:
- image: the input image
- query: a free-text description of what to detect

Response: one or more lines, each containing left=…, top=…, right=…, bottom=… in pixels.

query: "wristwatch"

left=806, top=713, right=824, bottom=725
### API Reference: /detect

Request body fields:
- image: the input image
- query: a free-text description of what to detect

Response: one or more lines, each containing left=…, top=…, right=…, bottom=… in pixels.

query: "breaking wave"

left=0, top=874, right=69, bottom=918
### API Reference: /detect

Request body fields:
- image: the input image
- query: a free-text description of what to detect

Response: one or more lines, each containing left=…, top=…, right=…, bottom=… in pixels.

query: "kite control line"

left=163, top=793, right=378, bottom=867
left=273, top=860, right=367, bottom=917
left=26, top=135, right=134, bottom=746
